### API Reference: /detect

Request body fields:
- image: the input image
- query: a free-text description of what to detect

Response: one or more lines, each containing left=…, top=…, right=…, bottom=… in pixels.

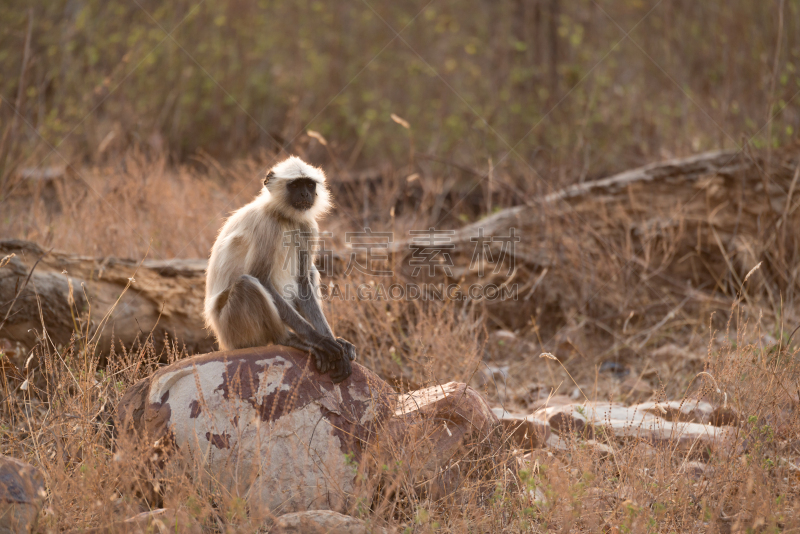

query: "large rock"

left=117, top=350, right=511, bottom=513
left=388, top=382, right=502, bottom=501
left=116, top=346, right=395, bottom=516
left=0, top=455, right=46, bottom=534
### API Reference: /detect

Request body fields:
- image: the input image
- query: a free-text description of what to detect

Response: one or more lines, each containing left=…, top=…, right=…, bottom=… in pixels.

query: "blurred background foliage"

left=1, top=0, right=799, bottom=177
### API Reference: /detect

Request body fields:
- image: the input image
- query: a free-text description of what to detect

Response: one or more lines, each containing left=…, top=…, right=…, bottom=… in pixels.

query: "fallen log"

left=391, top=148, right=800, bottom=334
left=0, top=239, right=212, bottom=354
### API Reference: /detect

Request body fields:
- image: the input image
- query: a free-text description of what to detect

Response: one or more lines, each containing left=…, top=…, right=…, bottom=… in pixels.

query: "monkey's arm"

left=295, top=263, right=334, bottom=335
left=296, top=262, right=357, bottom=364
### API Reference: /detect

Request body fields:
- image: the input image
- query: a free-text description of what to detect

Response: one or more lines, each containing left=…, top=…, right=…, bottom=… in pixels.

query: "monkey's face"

left=287, top=178, right=317, bottom=211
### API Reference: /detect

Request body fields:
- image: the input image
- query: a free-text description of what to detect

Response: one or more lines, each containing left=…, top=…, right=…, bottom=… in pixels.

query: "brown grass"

left=2, top=146, right=800, bottom=532
left=2, top=281, right=800, bottom=532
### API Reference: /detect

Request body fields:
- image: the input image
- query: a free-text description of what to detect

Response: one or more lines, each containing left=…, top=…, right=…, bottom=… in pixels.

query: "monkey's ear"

left=264, top=171, right=274, bottom=186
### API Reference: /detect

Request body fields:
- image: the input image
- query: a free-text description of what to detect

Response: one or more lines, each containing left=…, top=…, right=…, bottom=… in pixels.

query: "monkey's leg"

left=294, top=265, right=336, bottom=338
left=216, top=275, right=286, bottom=350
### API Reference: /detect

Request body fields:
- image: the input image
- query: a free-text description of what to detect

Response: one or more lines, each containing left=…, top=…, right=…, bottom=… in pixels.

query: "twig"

left=629, top=296, right=690, bottom=349
left=765, top=0, right=786, bottom=177
left=10, top=9, right=33, bottom=144
left=539, top=352, right=588, bottom=402
left=0, top=9, right=33, bottom=191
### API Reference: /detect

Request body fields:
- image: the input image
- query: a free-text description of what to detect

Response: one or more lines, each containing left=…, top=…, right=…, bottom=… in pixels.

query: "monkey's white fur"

left=204, top=156, right=331, bottom=350
left=262, top=156, right=331, bottom=222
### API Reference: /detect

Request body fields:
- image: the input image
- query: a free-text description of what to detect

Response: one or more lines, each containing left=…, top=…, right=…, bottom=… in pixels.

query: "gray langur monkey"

left=204, top=156, right=356, bottom=382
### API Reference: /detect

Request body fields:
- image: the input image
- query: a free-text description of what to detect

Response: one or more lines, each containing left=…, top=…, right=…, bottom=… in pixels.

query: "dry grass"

left=0, top=147, right=799, bottom=532
left=2, top=284, right=800, bottom=532
left=0, top=150, right=267, bottom=259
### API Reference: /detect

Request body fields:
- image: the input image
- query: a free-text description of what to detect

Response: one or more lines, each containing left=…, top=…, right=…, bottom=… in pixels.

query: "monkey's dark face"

left=287, top=178, right=317, bottom=211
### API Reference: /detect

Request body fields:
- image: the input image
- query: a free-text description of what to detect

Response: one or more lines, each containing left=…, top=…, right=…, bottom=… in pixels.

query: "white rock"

left=117, top=346, right=395, bottom=517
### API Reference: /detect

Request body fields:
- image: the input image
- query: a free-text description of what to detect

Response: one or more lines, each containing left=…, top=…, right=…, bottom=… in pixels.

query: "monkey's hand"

left=308, top=333, right=347, bottom=378
left=327, top=338, right=355, bottom=383
left=328, top=351, right=352, bottom=384
left=336, top=338, right=357, bottom=362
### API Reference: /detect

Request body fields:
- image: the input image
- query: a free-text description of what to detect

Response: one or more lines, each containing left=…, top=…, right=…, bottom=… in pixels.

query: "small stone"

left=583, top=439, right=614, bottom=459
left=681, top=461, right=711, bottom=479
left=274, top=510, right=388, bottom=534
left=0, top=455, right=46, bottom=534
